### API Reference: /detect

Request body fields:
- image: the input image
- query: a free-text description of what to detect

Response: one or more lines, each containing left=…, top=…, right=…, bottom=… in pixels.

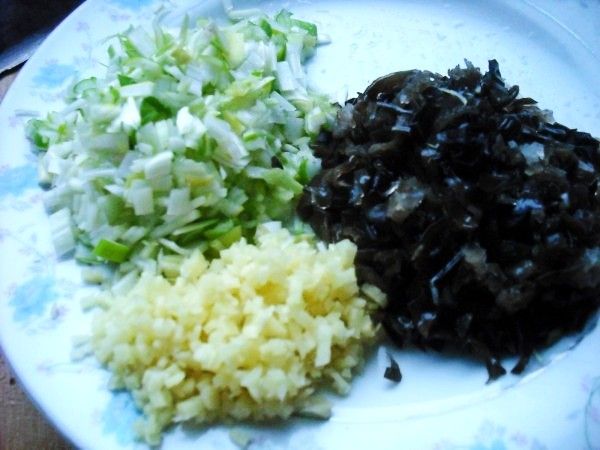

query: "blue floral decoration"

left=109, top=0, right=155, bottom=9
left=467, top=439, right=506, bottom=450
left=0, top=164, right=38, bottom=200
left=9, top=276, right=58, bottom=322
left=102, top=390, right=142, bottom=445
left=33, top=63, right=77, bottom=88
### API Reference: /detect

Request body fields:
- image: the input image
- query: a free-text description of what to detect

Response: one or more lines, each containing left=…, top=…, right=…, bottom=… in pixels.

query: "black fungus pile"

left=298, top=60, right=600, bottom=380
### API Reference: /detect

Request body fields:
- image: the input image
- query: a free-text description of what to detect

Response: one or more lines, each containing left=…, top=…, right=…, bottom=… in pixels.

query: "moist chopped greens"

left=27, top=11, right=334, bottom=280
left=298, top=60, right=600, bottom=380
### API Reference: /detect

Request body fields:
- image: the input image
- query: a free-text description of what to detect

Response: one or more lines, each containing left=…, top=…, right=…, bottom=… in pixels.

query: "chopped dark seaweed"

left=298, top=60, right=600, bottom=379
left=384, top=353, right=402, bottom=382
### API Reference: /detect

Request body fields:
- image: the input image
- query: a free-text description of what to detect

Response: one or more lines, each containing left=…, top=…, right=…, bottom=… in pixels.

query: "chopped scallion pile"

left=27, top=10, right=335, bottom=280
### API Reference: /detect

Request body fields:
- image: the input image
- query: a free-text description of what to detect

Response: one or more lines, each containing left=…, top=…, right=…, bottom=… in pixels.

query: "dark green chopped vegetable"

left=298, top=60, right=600, bottom=380
left=140, top=96, right=172, bottom=125
left=118, top=74, right=136, bottom=86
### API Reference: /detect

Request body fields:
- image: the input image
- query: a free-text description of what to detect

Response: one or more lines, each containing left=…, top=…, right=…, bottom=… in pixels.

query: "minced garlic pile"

left=89, top=224, right=385, bottom=444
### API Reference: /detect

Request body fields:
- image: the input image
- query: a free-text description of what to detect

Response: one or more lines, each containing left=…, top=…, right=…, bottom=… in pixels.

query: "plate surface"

left=1, top=1, right=600, bottom=449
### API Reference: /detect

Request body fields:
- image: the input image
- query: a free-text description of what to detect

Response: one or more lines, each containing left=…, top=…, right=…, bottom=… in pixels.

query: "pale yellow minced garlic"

left=89, top=224, right=385, bottom=444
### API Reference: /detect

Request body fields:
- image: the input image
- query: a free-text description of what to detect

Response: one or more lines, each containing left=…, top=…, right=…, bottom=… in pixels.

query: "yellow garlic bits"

left=89, top=224, right=384, bottom=444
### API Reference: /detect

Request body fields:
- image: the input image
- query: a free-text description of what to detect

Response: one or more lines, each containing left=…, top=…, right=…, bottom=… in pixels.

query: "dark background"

left=0, top=0, right=83, bottom=53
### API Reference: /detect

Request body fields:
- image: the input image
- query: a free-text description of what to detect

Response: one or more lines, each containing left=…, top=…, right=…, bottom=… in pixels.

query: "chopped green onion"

left=140, top=97, right=172, bottom=125
left=93, top=239, right=131, bottom=263
left=203, top=219, right=235, bottom=240
left=27, top=10, right=335, bottom=281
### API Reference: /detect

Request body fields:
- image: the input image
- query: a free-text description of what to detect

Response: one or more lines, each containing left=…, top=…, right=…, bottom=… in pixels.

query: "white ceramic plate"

left=1, top=1, right=600, bottom=449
